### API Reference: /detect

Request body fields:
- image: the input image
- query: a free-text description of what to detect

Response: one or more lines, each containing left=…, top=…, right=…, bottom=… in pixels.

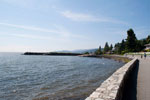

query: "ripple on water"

left=0, top=53, right=124, bottom=100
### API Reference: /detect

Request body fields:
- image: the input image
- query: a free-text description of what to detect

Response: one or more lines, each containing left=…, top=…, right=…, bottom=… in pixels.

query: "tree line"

left=95, top=28, right=150, bottom=55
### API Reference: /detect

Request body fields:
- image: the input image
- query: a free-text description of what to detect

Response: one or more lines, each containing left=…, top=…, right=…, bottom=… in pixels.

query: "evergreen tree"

left=104, top=42, right=109, bottom=53
left=142, top=39, right=147, bottom=45
left=84, top=52, right=89, bottom=54
left=110, top=44, right=113, bottom=51
left=114, top=40, right=126, bottom=54
left=120, top=39, right=126, bottom=54
left=95, top=46, right=102, bottom=55
left=114, top=43, right=120, bottom=54
left=118, top=43, right=122, bottom=54
left=99, top=46, right=102, bottom=54
left=146, top=35, right=150, bottom=43
left=98, top=28, right=149, bottom=54
left=136, top=40, right=144, bottom=52
left=126, top=29, right=137, bottom=52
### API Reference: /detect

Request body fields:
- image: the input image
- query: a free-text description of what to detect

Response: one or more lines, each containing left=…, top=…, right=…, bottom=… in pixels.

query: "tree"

left=146, top=35, right=150, bottom=43
left=114, top=43, right=121, bottom=54
left=126, top=29, right=137, bottom=52
left=120, top=39, right=126, bottom=54
left=98, top=46, right=102, bottom=54
left=84, top=52, right=89, bottom=54
left=98, top=28, right=148, bottom=54
left=104, top=42, right=110, bottom=53
left=110, top=44, right=113, bottom=51
left=95, top=46, right=102, bottom=55
left=136, top=40, right=144, bottom=52
left=114, top=40, right=126, bottom=54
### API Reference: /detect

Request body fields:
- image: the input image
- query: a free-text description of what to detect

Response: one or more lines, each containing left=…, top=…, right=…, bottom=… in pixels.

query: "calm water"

left=0, top=53, right=124, bottom=100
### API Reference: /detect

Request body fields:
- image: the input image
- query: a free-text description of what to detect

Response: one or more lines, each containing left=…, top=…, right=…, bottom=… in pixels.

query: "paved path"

left=137, top=57, right=150, bottom=100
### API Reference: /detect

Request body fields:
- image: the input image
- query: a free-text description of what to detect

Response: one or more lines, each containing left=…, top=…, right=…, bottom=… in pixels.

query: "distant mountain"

left=56, top=48, right=98, bottom=54
left=55, top=50, right=71, bottom=53
left=71, top=48, right=98, bottom=53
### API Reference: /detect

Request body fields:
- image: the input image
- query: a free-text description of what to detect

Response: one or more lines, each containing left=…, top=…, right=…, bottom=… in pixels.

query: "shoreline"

left=79, top=54, right=132, bottom=63
left=23, top=52, right=82, bottom=56
left=23, top=52, right=131, bottom=63
left=85, top=58, right=138, bottom=100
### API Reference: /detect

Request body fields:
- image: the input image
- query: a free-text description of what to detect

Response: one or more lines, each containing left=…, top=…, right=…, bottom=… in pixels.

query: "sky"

left=0, top=0, right=150, bottom=52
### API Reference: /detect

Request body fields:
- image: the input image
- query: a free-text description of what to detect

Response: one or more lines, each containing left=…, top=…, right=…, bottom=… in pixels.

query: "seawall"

left=85, top=58, right=139, bottom=100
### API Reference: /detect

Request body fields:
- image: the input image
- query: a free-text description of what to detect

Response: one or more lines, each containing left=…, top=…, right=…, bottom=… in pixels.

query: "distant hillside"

left=72, top=48, right=98, bottom=53
left=56, top=48, right=98, bottom=54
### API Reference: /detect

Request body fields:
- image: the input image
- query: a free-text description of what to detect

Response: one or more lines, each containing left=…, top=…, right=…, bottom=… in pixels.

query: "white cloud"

left=0, top=22, right=86, bottom=40
left=61, top=11, right=100, bottom=22
left=0, top=22, right=80, bottom=38
left=11, top=33, right=54, bottom=40
left=10, top=33, right=70, bottom=42
left=61, top=11, right=127, bottom=25
left=0, top=22, right=65, bottom=35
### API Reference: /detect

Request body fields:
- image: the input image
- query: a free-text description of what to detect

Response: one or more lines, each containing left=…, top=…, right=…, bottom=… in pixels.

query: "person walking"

left=141, top=54, right=143, bottom=59
left=132, top=54, right=134, bottom=58
left=144, top=52, right=147, bottom=59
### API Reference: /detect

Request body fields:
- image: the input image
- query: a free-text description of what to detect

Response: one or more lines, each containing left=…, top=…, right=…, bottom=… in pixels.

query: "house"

left=145, top=44, right=150, bottom=50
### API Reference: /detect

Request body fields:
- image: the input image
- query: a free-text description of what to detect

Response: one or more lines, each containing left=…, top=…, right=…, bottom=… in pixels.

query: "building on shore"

left=145, top=43, right=150, bottom=50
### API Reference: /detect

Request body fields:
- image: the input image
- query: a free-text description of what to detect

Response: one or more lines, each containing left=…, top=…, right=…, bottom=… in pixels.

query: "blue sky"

left=0, top=0, right=150, bottom=52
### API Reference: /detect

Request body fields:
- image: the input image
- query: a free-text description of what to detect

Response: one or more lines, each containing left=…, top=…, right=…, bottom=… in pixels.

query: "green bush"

left=84, top=52, right=89, bottom=54
left=121, top=51, right=126, bottom=55
left=145, top=49, right=150, bottom=52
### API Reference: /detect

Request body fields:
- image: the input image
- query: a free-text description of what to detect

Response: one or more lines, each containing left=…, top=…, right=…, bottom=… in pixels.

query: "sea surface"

left=0, top=53, right=124, bottom=100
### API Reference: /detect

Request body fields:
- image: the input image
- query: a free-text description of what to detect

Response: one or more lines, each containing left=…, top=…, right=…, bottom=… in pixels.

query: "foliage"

left=84, top=52, right=89, bottom=54
left=145, top=49, right=150, bottom=52
left=146, top=35, right=150, bottom=43
left=110, top=44, right=113, bottom=51
left=95, top=46, right=102, bottom=55
left=109, top=29, right=149, bottom=54
left=103, top=42, right=110, bottom=53
left=125, top=29, right=137, bottom=52
left=97, top=28, right=149, bottom=54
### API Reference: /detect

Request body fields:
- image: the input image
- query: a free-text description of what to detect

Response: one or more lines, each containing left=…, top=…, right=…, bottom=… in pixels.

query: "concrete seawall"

left=85, top=58, right=139, bottom=100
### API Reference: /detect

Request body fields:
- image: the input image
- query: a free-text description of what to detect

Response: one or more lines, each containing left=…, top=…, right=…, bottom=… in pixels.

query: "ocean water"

left=0, top=53, right=124, bottom=100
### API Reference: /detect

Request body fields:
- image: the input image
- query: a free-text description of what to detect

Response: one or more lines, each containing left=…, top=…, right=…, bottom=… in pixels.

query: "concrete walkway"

left=137, top=57, right=150, bottom=100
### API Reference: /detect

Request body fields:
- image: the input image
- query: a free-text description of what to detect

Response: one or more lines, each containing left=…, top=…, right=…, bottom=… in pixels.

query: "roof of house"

left=145, top=44, right=150, bottom=46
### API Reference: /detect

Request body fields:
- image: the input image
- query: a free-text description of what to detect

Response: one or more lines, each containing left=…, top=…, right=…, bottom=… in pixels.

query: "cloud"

left=10, top=33, right=72, bottom=42
left=0, top=22, right=85, bottom=40
left=61, top=11, right=127, bottom=24
left=0, top=22, right=79, bottom=38
left=0, top=22, right=65, bottom=35
left=11, top=33, right=54, bottom=40
left=61, top=11, right=100, bottom=22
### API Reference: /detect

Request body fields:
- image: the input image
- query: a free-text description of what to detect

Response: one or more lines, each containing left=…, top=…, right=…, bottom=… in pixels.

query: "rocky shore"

left=79, top=54, right=131, bottom=63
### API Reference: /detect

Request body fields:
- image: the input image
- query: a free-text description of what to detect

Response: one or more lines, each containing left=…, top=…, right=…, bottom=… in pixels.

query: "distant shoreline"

left=23, top=52, right=131, bottom=63
left=23, top=52, right=82, bottom=56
